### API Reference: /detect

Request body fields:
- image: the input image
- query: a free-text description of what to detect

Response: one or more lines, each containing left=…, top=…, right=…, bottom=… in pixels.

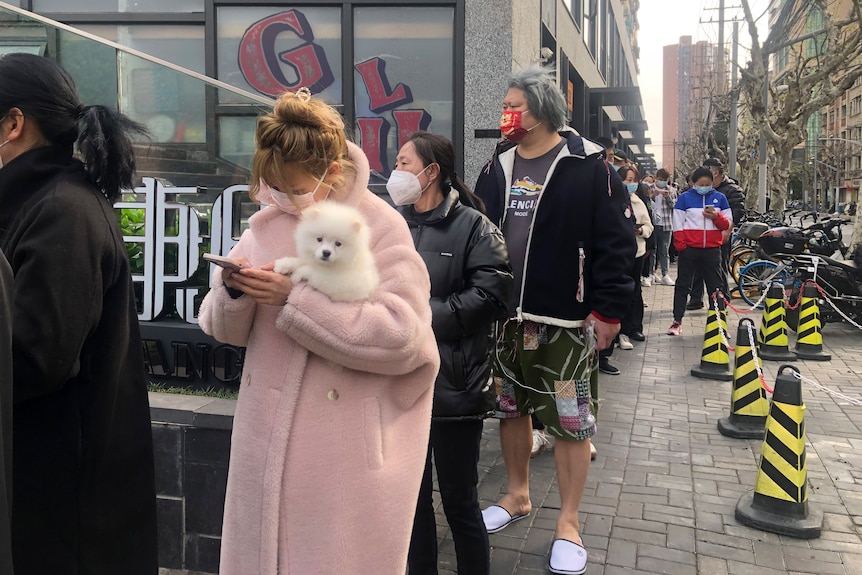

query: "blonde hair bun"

left=250, top=88, right=355, bottom=204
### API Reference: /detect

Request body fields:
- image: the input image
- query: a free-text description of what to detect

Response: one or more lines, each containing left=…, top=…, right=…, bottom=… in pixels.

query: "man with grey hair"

left=475, top=65, right=635, bottom=575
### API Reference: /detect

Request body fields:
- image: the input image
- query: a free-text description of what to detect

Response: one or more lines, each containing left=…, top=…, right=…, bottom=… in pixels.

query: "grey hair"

left=507, top=65, right=568, bottom=131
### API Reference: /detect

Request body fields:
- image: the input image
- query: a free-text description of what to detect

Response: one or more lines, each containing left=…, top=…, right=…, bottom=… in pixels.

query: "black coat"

left=0, top=251, right=13, bottom=575
left=475, top=131, right=636, bottom=324
left=0, top=147, right=157, bottom=575
left=400, top=191, right=512, bottom=419
left=717, top=176, right=746, bottom=224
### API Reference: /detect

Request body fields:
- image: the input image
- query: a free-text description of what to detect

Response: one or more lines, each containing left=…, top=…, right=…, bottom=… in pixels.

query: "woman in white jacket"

left=618, top=166, right=654, bottom=349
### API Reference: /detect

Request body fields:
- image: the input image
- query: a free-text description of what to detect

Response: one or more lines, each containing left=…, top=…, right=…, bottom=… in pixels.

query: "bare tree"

left=738, top=0, right=862, bottom=223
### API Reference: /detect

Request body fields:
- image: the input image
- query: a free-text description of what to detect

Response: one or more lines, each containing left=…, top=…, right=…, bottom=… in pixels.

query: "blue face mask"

left=611, top=164, right=621, bottom=172
left=625, top=182, right=639, bottom=194
left=656, top=180, right=668, bottom=188
left=695, top=186, right=712, bottom=196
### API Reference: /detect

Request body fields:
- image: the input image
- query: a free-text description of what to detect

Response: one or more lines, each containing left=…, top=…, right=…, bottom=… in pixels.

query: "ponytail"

left=76, top=105, right=148, bottom=204
left=450, top=175, right=486, bottom=214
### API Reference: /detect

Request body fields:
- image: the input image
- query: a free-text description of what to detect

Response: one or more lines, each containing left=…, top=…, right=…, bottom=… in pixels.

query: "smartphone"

left=203, top=254, right=246, bottom=272
left=634, top=223, right=644, bottom=229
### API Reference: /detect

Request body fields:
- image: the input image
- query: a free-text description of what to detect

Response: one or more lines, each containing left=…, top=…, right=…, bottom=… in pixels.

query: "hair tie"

left=295, top=87, right=312, bottom=102
left=74, top=105, right=87, bottom=120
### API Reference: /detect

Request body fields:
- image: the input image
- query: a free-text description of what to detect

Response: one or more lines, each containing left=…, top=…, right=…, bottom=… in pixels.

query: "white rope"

left=745, top=321, right=767, bottom=391
left=712, top=294, right=734, bottom=351
left=811, top=287, right=862, bottom=332
left=791, top=370, right=862, bottom=407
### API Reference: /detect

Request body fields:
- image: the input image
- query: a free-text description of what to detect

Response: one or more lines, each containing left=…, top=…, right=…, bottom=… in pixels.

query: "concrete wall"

left=462, top=0, right=512, bottom=185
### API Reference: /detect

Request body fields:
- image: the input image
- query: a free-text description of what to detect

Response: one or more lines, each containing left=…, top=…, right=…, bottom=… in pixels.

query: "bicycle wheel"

left=729, top=249, right=755, bottom=283
left=737, top=260, right=784, bottom=308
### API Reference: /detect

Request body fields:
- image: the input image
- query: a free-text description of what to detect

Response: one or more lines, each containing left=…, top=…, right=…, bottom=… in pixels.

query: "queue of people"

left=0, top=52, right=743, bottom=575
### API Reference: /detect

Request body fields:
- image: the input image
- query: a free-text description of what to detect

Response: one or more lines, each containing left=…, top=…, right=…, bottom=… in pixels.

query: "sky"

left=637, top=0, right=773, bottom=167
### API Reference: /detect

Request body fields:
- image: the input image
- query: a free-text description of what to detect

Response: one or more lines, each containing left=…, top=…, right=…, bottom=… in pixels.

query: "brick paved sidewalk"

left=434, top=265, right=862, bottom=575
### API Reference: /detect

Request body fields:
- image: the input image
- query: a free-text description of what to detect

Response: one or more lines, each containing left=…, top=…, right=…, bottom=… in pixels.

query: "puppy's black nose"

left=321, top=250, right=331, bottom=259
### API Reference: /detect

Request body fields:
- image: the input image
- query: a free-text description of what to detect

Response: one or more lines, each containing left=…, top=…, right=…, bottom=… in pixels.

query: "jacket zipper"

left=576, top=244, right=586, bottom=302
left=702, top=194, right=707, bottom=247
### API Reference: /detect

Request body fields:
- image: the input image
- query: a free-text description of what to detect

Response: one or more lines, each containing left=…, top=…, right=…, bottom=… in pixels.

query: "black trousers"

left=673, top=247, right=725, bottom=322
left=689, top=242, right=730, bottom=301
left=622, top=255, right=645, bottom=336
left=408, top=419, right=489, bottom=575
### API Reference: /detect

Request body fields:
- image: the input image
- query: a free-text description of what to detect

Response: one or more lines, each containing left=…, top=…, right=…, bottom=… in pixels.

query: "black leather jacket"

left=399, top=190, right=513, bottom=420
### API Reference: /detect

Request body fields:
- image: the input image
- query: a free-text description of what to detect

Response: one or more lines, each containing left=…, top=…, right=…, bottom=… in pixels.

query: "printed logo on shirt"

left=508, top=176, right=542, bottom=217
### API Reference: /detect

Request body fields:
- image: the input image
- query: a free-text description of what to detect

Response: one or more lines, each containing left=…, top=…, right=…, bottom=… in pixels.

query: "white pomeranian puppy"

left=274, top=201, right=379, bottom=302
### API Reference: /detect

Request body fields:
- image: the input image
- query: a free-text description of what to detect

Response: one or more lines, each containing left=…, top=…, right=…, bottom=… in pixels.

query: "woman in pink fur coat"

left=198, top=89, right=440, bottom=575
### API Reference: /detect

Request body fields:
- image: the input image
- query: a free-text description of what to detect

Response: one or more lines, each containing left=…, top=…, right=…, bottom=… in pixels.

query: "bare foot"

left=554, top=525, right=583, bottom=546
left=495, top=493, right=532, bottom=518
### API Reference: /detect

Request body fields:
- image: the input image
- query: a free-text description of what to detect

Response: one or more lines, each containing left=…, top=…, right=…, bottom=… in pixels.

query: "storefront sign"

left=118, top=178, right=254, bottom=387
left=238, top=9, right=436, bottom=175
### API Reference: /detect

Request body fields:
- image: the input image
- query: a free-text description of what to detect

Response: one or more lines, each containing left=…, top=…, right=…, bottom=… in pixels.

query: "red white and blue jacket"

left=672, top=188, right=732, bottom=251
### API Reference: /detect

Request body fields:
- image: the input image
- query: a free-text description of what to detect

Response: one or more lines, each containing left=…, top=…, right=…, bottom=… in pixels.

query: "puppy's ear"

left=304, top=205, right=320, bottom=220
left=352, top=218, right=362, bottom=233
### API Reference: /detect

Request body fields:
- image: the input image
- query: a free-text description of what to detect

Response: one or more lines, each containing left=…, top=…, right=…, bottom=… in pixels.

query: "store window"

left=73, top=25, right=206, bottom=143
left=353, top=6, right=453, bottom=181
left=216, top=6, right=342, bottom=106
left=34, top=0, right=203, bottom=12
left=79, top=24, right=205, bottom=74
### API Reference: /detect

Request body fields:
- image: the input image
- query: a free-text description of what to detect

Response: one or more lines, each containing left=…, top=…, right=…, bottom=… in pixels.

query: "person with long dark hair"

left=0, top=53, right=157, bottom=574
left=0, top=250, right=12, bottom=575
left=388, top=132, right=512, bottom=575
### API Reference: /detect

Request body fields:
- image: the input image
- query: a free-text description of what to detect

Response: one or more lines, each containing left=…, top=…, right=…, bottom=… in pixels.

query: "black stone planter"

left=150, top=393, right=235, bottom=574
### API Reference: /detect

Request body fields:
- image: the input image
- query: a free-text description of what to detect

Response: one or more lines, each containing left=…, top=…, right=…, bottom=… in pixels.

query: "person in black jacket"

left=0, top=250, right=12, bottom=575
left=687, top=158, right=745, bottom=308
left=390, top=132, right=513, bottom=575
left=474, top=65, right=635, bottom=575
left=0, top=54, right=156, bottom=575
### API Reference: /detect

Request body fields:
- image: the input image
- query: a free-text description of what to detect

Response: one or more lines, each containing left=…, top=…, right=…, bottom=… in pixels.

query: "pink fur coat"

left=198, top=142, right=439, bottom=574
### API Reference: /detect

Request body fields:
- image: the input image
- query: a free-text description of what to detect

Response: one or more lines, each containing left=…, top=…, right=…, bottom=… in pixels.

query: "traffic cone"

left=691, top=291, right=733, bottom=381
left=758, top=283, right=796, bottom=361
left=718, top=318, right=769, bottom=439
left=793, top=284, right=831, bottom=361
left=735, top=365, right=822, bottom=538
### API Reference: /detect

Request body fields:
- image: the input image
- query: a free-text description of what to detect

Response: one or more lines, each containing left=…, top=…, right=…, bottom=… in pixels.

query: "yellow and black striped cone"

left=691, top=291, right=733, bottom=381
left=758, top=283, right=796, bottom=361
left=794, top=284, right=831, bottom=361
left=735, top=365, right=822, bottom=538
left=718, top=318, right=769, bottom=439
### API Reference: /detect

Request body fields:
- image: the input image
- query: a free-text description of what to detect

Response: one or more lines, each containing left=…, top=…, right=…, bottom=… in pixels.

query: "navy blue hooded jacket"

left=474, top=130, right=635, bottom=326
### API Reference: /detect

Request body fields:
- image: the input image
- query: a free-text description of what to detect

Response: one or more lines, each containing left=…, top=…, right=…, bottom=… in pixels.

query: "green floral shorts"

left=492, top=320, right=598, bottom=440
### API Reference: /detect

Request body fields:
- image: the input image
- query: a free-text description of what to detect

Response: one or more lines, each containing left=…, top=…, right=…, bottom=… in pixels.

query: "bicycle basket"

left=738, top=221, right=769, bottom=240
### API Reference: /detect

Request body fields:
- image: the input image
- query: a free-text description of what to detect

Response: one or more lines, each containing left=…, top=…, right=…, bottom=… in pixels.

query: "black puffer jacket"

left=716, top=176, right=746, bottom=225
left=400, top=190, right=513, bottom=420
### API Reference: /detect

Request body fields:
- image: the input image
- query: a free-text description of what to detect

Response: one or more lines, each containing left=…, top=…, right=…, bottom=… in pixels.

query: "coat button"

left=326, top=389, right=339, bottom=401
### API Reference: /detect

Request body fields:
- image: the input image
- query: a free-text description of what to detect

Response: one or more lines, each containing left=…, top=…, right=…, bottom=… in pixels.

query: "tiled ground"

left=441, top=264, right=862, bottom=574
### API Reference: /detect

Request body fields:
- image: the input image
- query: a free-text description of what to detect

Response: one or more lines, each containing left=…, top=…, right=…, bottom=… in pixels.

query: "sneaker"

left=641, top=276, right=652, bottom=287
left=618, top=334, right=634, bottom=350
left=686, top=300, right=704, bottom=310
left=598, top=358, right=620, bottom=375
left=653, top=272, right=663, bottom=283
left=661, top=275, right=676, bottom=286
left=667, top=321, right=682, bottom=336
left=531, top=429, right=552, bottom=458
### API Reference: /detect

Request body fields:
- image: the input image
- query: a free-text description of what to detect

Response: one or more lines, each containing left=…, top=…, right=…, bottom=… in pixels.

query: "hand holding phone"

left=203, top=254, right=247, bottom=273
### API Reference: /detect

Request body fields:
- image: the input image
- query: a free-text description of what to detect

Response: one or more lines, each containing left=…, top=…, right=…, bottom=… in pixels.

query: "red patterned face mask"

left=499, top=109, right=538, bottom=142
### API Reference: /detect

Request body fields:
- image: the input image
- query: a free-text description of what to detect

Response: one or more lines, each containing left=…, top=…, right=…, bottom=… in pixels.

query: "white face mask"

left=386, top=164, right=433, bottom=206
left=258, top=168, right=329, bottom=215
